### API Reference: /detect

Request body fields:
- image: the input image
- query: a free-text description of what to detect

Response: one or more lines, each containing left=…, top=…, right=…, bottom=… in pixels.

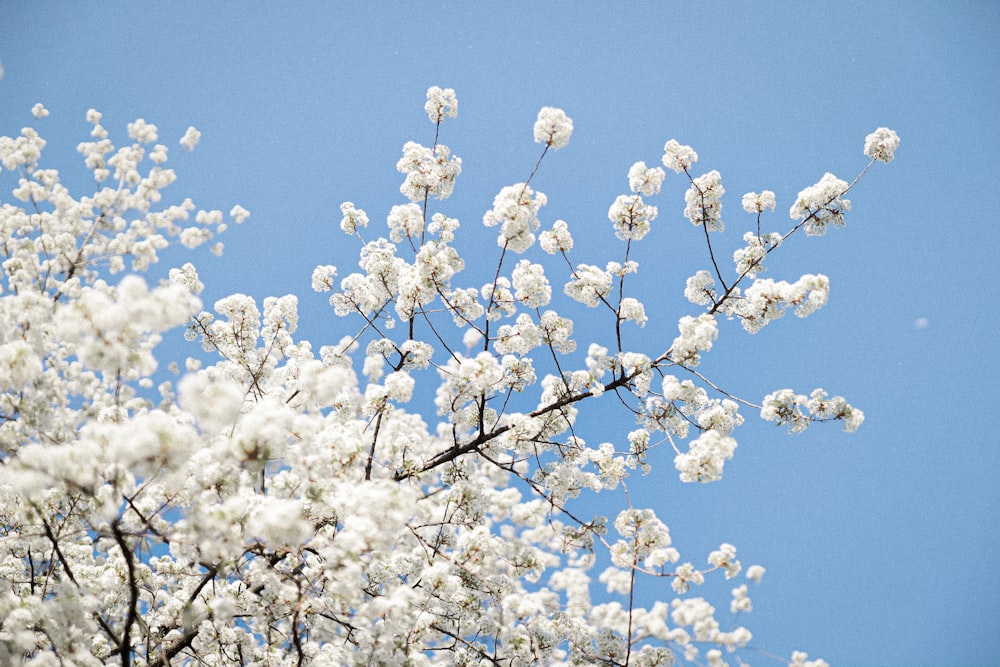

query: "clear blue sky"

left=2, top=2, right=998, bottom=665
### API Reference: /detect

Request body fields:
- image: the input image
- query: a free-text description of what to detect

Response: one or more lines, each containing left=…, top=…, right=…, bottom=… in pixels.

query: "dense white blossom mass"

left=0, top=88, right=894, bottom=666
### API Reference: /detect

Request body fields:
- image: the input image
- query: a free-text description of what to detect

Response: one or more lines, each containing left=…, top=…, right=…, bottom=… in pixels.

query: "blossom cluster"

left=396, top=140, right=462, bottom=202
left=761, top=388, right=865, bottom=433
left=483, top=182, right=547, bottom=253
left=533, top=106, right=574, bottom=149
left=789, top=172, right=851, bottom=235
left=684, top=169, right=725, bottom=231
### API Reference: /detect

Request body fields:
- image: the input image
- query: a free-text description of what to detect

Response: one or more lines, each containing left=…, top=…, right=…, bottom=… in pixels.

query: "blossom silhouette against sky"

left=2, top=2, right=998, bottom=664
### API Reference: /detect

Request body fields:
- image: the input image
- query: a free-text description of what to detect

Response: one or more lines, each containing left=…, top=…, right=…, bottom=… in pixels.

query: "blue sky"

left=2, top=2, right=998, bottom=665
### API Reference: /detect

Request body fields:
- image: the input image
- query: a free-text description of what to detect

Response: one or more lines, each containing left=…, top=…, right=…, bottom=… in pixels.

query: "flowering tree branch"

left=0, top=94, right=898, bottom=666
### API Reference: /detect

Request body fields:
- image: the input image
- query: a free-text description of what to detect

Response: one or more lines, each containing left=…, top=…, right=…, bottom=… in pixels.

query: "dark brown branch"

left=111, top=521, right=139, bottom=667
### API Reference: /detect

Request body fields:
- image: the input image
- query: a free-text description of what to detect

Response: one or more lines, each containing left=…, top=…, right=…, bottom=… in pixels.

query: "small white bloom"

left=684, top=170, right=725, bottom=232
left=674, top=430, right=736, bottom=483
left=619, top=297, right=647, bottom=327
left=565, top=264, right=612, bottom=307
left=662, top=139, right=698, bottom=173
left=511, top=260, right=551, bottom=308
left=670, top=313, right=717, bottom=366
left=462, top=328, right=483, bottom=350
left=539, top=219, right=573, bottom=254
left=671, top=563, right=705, bottom=593
left=864, top=127, right=900, bottom=163
left=483, top=183, right=547, bottom=253
left=741, top=190, right=776, bottom=213
left=339, top=201, right=369, bottom=234
left=684, top=270, right=716, bottom=306
left=789, top=173, right=850, bottom=235
left=396, top=141, right=462, bottom=202
left=386, top=203, right=424, bottom=242
left=32, top=103, right=49, bottom=119
left=0, top=340, right=42, bottom=390
left=247, top=497, right=310, bottom=547
left=627, top=161, right=666, bottom=196
left=127, top=118, right=158, bottom=143
left=311, top=265, right=338, bottom=292
left=424, top=86, right=458, bottom=123
left=745, top=565, right=766, bottom=583
left=384, top=370, right=415, bottom=403
left=180, top=126, right=201, bottom=151
left=708, top=543, right=741, bottom=578
left=533, top=107, right=573, bottom=149
left=608, top=194, right=656, bottom=241
left=229, top=204, right=250, bottom=223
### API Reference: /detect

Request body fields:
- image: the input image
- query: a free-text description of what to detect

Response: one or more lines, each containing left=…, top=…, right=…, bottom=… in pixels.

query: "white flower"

left=661, top=139, right=698, bottom=173
left=178, top=372, right=244, bottom=434
left=495, top=314, right=543, bottom=356
left=864, top=127, right=900, bottom=163
left=608, top=194, right=657, bottom=241
left=610, top=508, right=677, bottom=568
left=229, top=204, right=250, bottom=223
left=424, top=85, right=458, bottom=123
left=696, top=400, right=743, bottom=435
left=533, top=106, right=573, bottom=149
left=461, top=327, right=482, bottom=350
left=674, top=430, right=737, bottom=483
left=511, top=260, right=551, bottom=308
left=790, top=651, right=830, bottom=667
left=671, top=562, right=705, bottom=593
left=396, top=141, right=462, bottom=202
left=179, top=226, right=211, bottom=248
left=539, top=310, right=576, bottom=354
left=627, top=161, right=666, bottom=196
left=386, top=203, right=424, bottom=242
left=384, top=370, right=415, bottom=402
left=741, top=190, right=776, bottom=213
left=427, top=212, right=459, bottom=242
left=539, top=219, right=573, bottom=254
left=670, top=313, right=717, bottom=366
left=565, top=264, right=612, bottom=307
left=708, top=543, right=741, bottom=578
left=180, top=126, right=201, bottom=151
left=435, top=351, right=505, bottom=415
left=311, top=264, right=338, bottom=292
left=126, top=118, right=158, bottom=143
left=761, top=388, right=810, bottom=433
left=707, top=649, right=728, bottom=667
left=169, top=262, right=204, bottom=295
left=339, top=201, right=369, bottom=234
left=745, top=565, right=766, bottom=583
left=789, top=172, right=851, bottom=235
left=247, top=497, right=310, bottom=547
left=733, top=231, right=780, bottom=278
left=684, top=170, right=724, bottom=232
left=807, top=388, right=865, bottom=432
left=31, top=103, right=49, bottom=119
left=684, top=270, right=716, bottom=306
left=149, top=144, right=168, bottom=164
left=483, top=183, right=547, bottom=253
left=737, top=273, right=830, bottom=333
left=619, top=297, right=647, bottom=327
left=0, top=340, right=42, bottom=390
